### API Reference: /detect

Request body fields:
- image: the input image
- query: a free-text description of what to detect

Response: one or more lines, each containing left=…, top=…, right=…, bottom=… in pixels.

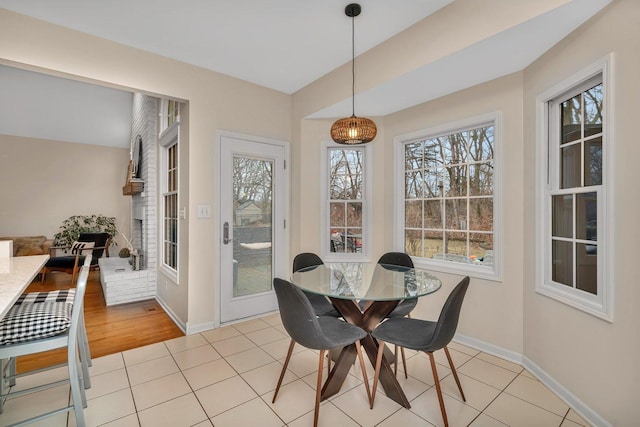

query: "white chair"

left=0, top=240, right=13, bottom=257
left=0, top=258, right=92, bottom=426
left=3, top=255, right=93, bottom=392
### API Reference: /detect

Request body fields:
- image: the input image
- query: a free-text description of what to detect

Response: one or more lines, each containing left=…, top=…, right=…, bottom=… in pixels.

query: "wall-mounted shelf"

left=122, top=178, right=144, bottom=195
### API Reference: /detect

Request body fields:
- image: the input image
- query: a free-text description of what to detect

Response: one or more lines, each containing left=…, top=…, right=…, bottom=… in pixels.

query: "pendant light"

left=330, top=3, right=377, bottom=145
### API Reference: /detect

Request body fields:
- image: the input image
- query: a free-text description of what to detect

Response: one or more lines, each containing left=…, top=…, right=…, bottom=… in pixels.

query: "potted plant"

left=53, top=214, right=118, bottom=251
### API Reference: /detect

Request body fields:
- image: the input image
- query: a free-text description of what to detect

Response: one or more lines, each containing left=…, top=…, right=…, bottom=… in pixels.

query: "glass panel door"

left=219, top=134, right=288, bottom=323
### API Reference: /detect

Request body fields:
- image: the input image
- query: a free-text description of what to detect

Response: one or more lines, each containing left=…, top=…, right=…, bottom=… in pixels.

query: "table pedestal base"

left=320, top=298, right=411, bottom=409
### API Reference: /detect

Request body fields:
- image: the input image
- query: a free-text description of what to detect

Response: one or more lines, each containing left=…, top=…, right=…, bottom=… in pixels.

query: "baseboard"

left=185, top=321, right=216, bottom=335
left=185, top=310, right=282, bottom=335
left=522, top=356, right=610, bottom=427
left=453, top=333, right=524, bottom=365
left=453, top=333, right=607, bottom=427
left=154, top=296, right=186, bottom=334
left=222, top=310, right=281, bottom=327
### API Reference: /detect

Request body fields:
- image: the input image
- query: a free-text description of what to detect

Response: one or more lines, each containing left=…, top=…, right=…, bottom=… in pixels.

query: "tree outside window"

left=550, top=81, right=603, bottom=296
left=328, top=148, right=364, bottom=254
left=403, top=124, right=494, bottom=266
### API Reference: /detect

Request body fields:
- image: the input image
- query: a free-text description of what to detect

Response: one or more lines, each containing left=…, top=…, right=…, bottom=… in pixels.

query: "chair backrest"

left=66, top=256, right=90, bottom=362
left=78, top=233, right=111, bottom=261
left=377, top=252, right=414, bottom=269
left=429, top=276, right=470, bottom=351
left=292, top=252, right=324, bottom=273
left=274, top=278, right=336, bottom=350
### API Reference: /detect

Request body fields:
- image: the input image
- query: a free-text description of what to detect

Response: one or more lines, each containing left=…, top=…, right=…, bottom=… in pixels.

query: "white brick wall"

left=112, top=93, right=158, bottom=304
left=99, top=258, right=155, bottom=306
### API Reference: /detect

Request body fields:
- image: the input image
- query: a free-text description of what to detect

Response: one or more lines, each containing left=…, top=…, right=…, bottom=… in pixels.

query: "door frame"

left=216, top=130, right=290, bottom=324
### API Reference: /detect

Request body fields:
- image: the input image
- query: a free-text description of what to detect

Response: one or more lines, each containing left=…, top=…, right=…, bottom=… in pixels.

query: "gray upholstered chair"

left=272, top=278, right=371, bottom=427
left=362, top=251, right=417, bottom=378
left=376, top=252, right=418, bottom=318
left=292, top=253, right=340, bottom=317
left=370, top=276, right=471, bottom=427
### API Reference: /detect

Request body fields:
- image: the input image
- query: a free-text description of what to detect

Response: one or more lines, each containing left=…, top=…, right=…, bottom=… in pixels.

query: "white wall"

left=522, top=0, right=640, bottom=423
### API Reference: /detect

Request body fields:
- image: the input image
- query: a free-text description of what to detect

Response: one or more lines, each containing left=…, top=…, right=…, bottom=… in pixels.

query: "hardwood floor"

left=17, top=270, right=184, bottom=373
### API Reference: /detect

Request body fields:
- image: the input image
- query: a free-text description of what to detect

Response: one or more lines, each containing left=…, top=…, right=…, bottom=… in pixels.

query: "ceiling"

left=0, top=0, right=612, bottom=148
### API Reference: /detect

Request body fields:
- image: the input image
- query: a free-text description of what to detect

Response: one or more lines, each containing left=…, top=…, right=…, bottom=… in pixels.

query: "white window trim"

left=535, top=54, right=614, bottom=322
left=321, top=141, right=371, bottom=262
left=159, top=121, right=179, bottom=282
left=393, top=112, right=503, bottom=282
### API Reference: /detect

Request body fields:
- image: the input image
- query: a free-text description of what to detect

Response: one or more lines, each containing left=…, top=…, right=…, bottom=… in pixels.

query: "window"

left=536, top=57, right=612, bottom=320
left=323, top=144, right=369, bottom=259
left=160, top=99, right=179, bottom=134
left=160, top=104, right=180, bottom=275
left=163, top=142, right=178, bottom=271
left=395, top=114, right=500, bottom=278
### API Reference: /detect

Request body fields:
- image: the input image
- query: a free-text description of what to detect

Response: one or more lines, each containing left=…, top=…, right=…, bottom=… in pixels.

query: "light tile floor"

left=0, top=313, right=591, bottom=427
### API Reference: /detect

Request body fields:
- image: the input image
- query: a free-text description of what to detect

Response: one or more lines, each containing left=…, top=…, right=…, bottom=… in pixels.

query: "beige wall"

left=0, top=134, right=130, bottom=247
left=290, top=1, right=637, bottom=423
left=384, top=73, right=525, bottom=353
left=523, top=0, right=639, bottom=423
left=294, top=74, right=525, bottom=353
left=0, top=9, right=292, bottom=330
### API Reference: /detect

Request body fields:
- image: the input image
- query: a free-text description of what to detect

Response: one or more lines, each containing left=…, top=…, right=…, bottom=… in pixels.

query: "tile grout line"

left=165, top=334, right=213, bottom=426
left=206, top=325, right=293, bottom=426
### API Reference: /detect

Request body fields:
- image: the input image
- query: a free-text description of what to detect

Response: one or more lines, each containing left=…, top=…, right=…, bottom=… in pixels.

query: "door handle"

left=223, top=221, right=233, bottom=244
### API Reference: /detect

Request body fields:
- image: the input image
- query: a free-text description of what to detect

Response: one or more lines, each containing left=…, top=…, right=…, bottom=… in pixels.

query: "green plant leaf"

left=53, top=214, right=119, bottom=251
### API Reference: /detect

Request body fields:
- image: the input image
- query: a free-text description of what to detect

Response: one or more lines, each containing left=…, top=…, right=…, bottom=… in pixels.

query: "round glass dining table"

left=291, top=262, right=442, bottom=408
left=291, top=262, right=441, bottom=301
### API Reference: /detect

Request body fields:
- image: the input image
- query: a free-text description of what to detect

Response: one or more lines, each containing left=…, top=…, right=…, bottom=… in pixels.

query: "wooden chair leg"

left=444, top=346, right=465, bottom=401
left=314, top=350, right=325, bottom=427
left=272, top=339, right=295, bottom=403
left=400, top=347, right=408, bottom=379
left=370, top=340, right=385, bottom=409
left=355, top=341, right=371, bottom=405
left=71, top=267, right=78, bottom=287
left=427, top=351, right=449, bottom=427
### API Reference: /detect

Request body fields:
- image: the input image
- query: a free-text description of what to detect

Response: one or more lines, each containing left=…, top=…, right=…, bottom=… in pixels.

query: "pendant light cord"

left=351, top=12, right=355, bottom=117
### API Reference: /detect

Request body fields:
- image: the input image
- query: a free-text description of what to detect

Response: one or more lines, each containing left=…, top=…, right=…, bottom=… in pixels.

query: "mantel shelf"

left=122, top=179, right=144, bottom=196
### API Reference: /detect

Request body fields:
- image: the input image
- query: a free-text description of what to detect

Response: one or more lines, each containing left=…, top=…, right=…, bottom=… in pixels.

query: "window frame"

left=393, top=112, right=503, bottom=281
left=159, top=121, right=180, bottom=281
left=321, top=141, right=371, bottom=262
left=159, top=99, right=179, bottom=134
left=535, top=54, right=614, bottom=322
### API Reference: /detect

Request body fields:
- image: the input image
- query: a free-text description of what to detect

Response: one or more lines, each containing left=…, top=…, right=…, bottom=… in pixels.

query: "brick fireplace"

left=99, top=93, right=158, bottom=305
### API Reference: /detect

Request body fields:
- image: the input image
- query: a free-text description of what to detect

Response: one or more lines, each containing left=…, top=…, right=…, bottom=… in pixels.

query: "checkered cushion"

left=0, top=301, right=72, bottom=345
left=15, top=290, right=75, bottom=306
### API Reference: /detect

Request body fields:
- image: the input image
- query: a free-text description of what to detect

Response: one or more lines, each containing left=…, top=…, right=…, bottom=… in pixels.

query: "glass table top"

left=290, top=262, right=442, bottom=301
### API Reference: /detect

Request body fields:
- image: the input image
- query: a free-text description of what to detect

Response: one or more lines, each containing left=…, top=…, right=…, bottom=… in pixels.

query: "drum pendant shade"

left=331, top=3, right=377, bottom=145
